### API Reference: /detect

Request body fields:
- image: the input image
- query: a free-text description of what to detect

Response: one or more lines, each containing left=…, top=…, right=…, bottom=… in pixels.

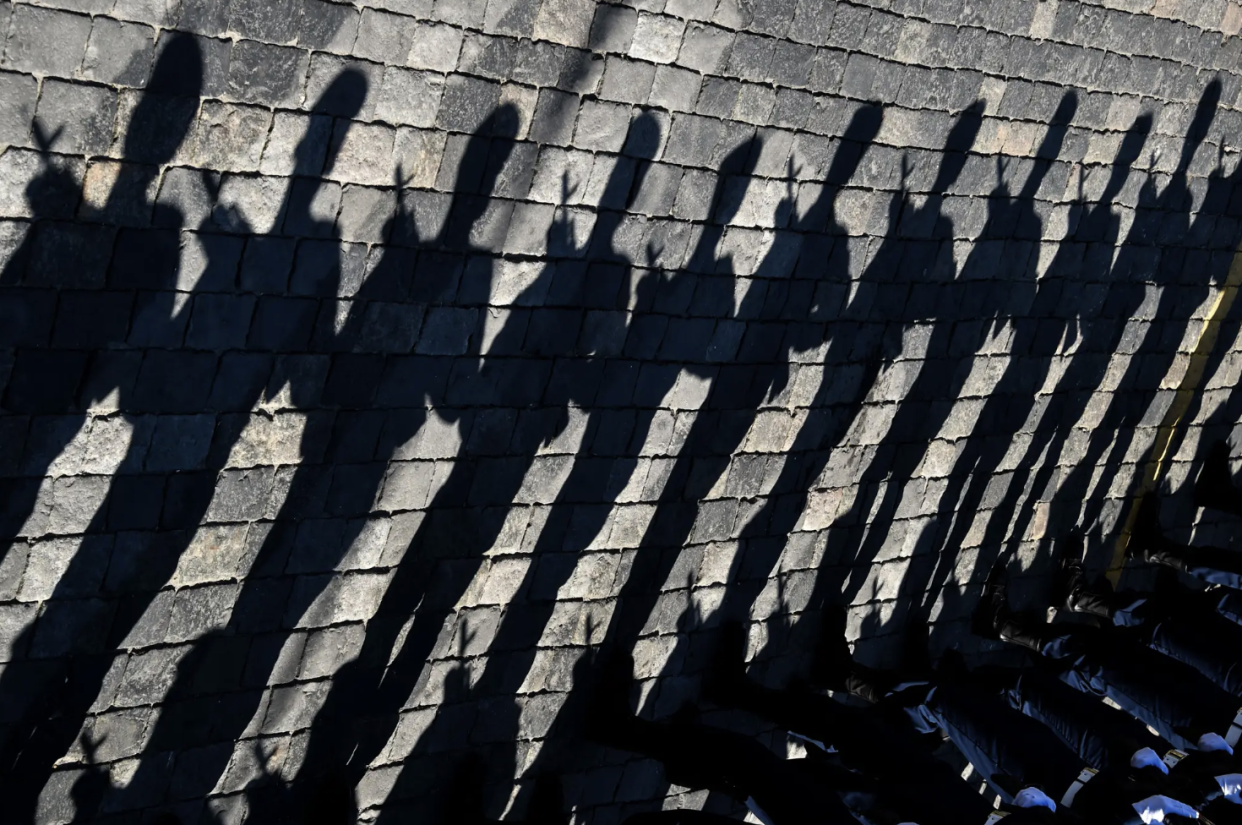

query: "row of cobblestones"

left=2, top=0, right=1242, bottom=823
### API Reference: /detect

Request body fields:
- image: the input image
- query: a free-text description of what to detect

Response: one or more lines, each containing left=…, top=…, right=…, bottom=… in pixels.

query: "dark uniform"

left=585, top=652, right=859, bottom=825
left=980, top=564, right=1242, bottom=753
left=803, top=614, right=1182, bottom=824
left=704, top=622, right=1042, bottom=825
left=886, top=677, right=1182, bottom=825
left=997, top=666, right=1242, bottom=823
left=1130, top=493, right=1242, bottom=591
left=1058, top=556, right=1242, bottom=697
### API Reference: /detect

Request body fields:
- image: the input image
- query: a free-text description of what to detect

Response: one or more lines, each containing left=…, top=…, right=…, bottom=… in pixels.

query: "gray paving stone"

left=82, top=17, right=155, bottom=86
left=304, top=53, right=382, bottom=119
left=355, top=8, right=422, bottom=66
left=4, top=5, right=92, bottom=76
left=486, top=0, right=540, bottom=36
left=375, top=67, right=444, bottom=129
left=189, top=101, right=272, bottom=172
left=560, top=47, right=606, bottom=94
left=227, top=39, right=309, bottom=107
left=676, top=22, right=733, bottom=73
left=0, top=71, right=36, bottom=146
left=527, top=89, right=579, bottom=147
left=153, top=29, right=232, bottom=98
left=573, top=100, right=632, bottom=153
left=34, top=80, right=117, bottom=156
left=229, top=0, right=305, bottom=44
left=694, top=76, right=739, bottom=119
left=533, top=0, right=596, bottom=48
left=174, top=0, right=228, bottom=35
left=461, top=33, right=521, bottom=80
left=646, top=64, right=699, bottom=114
left=299, top=0, right=361, bottom=51
left=599, top=56, right=656, bottom=105
left=436, top=74, right=501, bottom=134
left=734, top=83, right=776, bottom=125
left=590, top=4, right=638, bottom=53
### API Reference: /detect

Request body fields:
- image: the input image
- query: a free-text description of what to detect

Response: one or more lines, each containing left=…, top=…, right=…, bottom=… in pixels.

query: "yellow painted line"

left=1107, top=248, right=1242, bottom=584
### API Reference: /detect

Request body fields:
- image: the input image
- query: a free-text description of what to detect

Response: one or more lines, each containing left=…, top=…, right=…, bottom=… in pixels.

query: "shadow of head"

left=1014, top=91, right=1080, bottom=200
left=824, top=102, right=884, bottom=187
left=307, top=69, right=370, bottom=177
left=599, top=110, right=663, bottom=212
left=122, top=32, right=203, bottom=165
left=1118, top=113, right=1155, bottom=168
left=709, top=135, right=763, bottom=226
left=1033, top=91, right=1079, bottom=161
left=1179, top=78, right=1222, bottom=171
left=440, top=103, right=521, bottom=250
left=929, top=100, right=986, bottom=195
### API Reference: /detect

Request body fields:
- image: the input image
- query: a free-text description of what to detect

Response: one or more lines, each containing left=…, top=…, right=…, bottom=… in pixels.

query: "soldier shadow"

left=0, top=54, right=382, bottom=824
left=702, top=101, right=989, bottom=682
left=833, top=90, right=1082, bottom=646
left=0, top=31, right=208, bottom=823
left=855, top=78, right=1239, bottom=663
left=938, top=79, right=1237, bottom=635
left=114, top=99, right=523, bottom=823
left=913, top=109, right=1157, bottom=643
left=338, top=111, right=667, bottom=824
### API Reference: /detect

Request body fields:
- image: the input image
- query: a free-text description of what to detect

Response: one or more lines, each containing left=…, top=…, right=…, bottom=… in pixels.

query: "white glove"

left=1217, top=773, right=1242, bottom=803
left=1131, top=795, right=1199, bottom=823
left=1014, top=787, right=1057, bottom=811
left=1199, top=732, right=1235, bottom=754
left=1131, top=747, right=1170, bottom=775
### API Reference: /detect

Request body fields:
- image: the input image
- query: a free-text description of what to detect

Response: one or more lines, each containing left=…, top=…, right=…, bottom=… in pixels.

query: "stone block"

left=376, top=67, right=445, bottom=129
left=189, top=101, right=272, bottom=172
left=599, top=57, right=656, bottom=106
left=726, top=32, right=774, bottom=82
left=0, top=603, right=37, bottom=662
left=171, top=524, right=253, bottom=587
left=82, top=17, right=155, bottom=86
left=226, top=412, right=308, bottom=468
left=408, top=23, right=465, bottom=73
left=355, top=8, right=422, bottom=64
left=304, top=54, right=382, bottom=119
left=378, top=460, right=436, bottom=511
left=677, top=23, right=733, bottom=73
left=4, top=6, right=93, bottom=76
left=287, top=570, right=391, bottom=627
left=631, top=13, right=685, bottom=64
left=0, top=72, right=36, bottom=146
left=165, top=583, right=240, bottom=642
left=33, top=79, right=117, bottom=156
left=114, top=645, right=184, bottom=706
left=48, top=475, right=111, bottom=535
left=649, top=65, right=702, bottom=113
left=227, top=39, right=309, bottom=107
left=573, top=100, right=632, bottom=153
left=436, top=74, right=501, bottom=134
left=534, top=0, right=595, bottom=47
left=229, top=0, right=304, bottom=43
left=588, top=7, right=634, bottom=56
left=299, top=623, right=366, bottom=679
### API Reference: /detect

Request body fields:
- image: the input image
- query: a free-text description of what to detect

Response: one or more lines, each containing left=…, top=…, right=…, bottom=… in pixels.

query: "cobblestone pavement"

left=2, top=0, right=1242, bottom=822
